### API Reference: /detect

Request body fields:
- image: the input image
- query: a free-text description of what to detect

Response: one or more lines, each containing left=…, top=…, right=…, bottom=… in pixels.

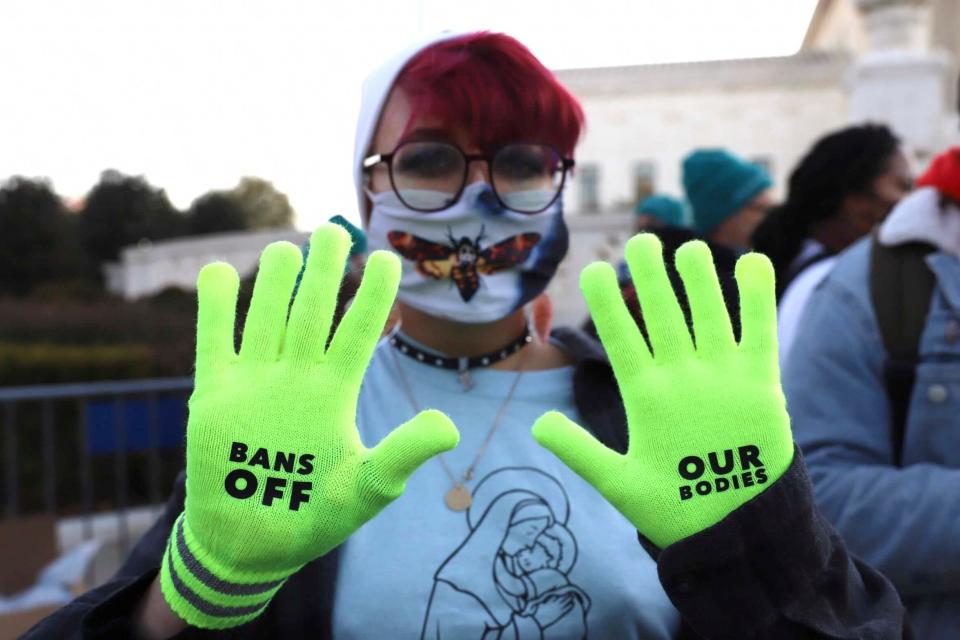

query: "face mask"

left=366, top=182, right=568, bottom=324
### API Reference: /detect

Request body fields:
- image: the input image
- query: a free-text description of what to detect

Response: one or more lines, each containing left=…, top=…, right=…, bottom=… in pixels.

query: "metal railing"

left=0, top=377, right=192, bottom=555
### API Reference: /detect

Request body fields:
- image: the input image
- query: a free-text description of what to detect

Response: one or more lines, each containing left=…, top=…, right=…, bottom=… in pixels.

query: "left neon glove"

left=159, top=223, right=459, bottom=629
left=533, top=234, right=794, bottom=549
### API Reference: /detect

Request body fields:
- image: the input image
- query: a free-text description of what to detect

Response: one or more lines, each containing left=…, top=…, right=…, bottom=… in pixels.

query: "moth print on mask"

left=387, top=227, right=541, bottom=302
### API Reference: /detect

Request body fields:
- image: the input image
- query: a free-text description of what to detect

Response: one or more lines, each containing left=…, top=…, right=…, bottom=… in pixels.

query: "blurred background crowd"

left=1, top=0, right=959, bottom=637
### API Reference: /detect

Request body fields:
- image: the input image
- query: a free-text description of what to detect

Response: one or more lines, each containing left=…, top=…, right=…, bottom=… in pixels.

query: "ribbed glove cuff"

left=158, top=513, right=290, bottom=629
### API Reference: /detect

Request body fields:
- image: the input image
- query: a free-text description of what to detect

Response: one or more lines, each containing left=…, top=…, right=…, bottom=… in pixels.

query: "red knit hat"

left=917, top=147, right=960, bottom=202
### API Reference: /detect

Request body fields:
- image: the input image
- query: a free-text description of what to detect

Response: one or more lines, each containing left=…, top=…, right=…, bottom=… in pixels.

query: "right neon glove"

left=533, top=234, right=794, bottom=549
left=159, top=223, right=459, bottom=629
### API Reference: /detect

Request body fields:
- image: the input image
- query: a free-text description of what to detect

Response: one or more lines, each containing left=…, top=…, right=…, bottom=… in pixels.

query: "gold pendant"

left=444, top=484, right=472, bottom=511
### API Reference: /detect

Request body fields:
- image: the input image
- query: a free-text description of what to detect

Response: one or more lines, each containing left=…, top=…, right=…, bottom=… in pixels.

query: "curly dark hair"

left=751, top=124, right=900, bottom=295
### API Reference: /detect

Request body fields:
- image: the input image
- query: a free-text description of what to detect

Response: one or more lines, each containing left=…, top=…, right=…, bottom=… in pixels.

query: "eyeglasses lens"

left=392, top=142, right=464, bottom=211
left=493, top=144, right=564, bottom=213
left=390, top=141, right=564, bottom=213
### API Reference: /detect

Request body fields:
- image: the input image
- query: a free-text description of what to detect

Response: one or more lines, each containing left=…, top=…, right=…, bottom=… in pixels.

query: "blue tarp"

left=85, top=397, right=186, bottom=454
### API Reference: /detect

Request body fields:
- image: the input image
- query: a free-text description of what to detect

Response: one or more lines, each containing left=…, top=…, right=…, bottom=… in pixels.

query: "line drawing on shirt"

left=421, top=467, right=591, bottom=639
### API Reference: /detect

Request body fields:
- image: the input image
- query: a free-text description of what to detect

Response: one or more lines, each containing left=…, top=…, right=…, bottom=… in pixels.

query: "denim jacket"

left=785, top=237, right=960, bottom=640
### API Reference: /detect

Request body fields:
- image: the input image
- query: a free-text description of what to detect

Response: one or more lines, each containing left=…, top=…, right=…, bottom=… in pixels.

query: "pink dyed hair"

left=394, top=32, right=585, bottom=156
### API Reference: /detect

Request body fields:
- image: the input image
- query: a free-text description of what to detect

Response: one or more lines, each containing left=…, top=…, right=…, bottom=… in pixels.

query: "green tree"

left=79, top=170, right=185, bottom=266
left=0, top=177, right=83, bottom=296
left=227, top=177, right=295, bottom=229
left=186, top=191, right=247, bottom=235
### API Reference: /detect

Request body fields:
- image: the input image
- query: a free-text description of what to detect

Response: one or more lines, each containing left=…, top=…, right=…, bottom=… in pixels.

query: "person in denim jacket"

left=785, top=147, right=960, bottom=640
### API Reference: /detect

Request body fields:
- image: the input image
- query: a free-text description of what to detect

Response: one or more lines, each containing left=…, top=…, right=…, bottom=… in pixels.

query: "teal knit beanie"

left=295, top=215, right=367, bottom=292
left=682, top=149, right=772, bottom=235
left=634, top=194, right=686, bottom=227
left=328, top=215, right=368, bottom=256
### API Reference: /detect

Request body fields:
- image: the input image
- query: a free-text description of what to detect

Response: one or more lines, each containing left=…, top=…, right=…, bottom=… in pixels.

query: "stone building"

left=109, top=0, right=958, bottom=326
left=543, top=0, right=958, bottom=324
left=557, top=0, right=959, bottom=219
left=104, top=228, right=310, bottom=300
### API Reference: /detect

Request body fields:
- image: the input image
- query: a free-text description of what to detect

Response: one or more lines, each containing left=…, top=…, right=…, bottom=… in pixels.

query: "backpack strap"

left=868, top=229, right=937, bottom=466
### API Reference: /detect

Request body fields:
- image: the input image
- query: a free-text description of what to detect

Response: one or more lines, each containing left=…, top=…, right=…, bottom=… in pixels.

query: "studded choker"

left=388, top=327, right=533, bottom=390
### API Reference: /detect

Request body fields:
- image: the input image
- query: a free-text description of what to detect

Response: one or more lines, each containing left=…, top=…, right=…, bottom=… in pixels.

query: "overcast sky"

left=0, top=0, right=817, bottom=228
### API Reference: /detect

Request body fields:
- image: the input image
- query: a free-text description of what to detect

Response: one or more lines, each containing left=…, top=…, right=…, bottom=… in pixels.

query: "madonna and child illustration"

left=421, top=467, right=592, bottom=639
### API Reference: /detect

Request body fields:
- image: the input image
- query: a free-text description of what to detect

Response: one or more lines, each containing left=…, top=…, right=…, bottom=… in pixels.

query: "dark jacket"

left=584, top=225, right=742, bottom=342
left=26, top=328, right=910, bottom=639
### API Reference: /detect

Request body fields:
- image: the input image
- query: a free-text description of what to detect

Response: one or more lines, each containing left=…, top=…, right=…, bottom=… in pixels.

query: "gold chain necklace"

left=388, top=335, right=528, bottom=511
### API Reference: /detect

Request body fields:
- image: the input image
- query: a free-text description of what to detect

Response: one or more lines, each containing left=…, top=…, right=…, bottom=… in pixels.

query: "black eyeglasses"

left=363, top=141, right=575, bottom=214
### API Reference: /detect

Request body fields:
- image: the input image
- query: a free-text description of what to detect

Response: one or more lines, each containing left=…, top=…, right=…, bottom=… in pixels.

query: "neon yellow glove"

left=160, top=223, right=459, bottom=629
left=533, top=234, right=793, bottom=549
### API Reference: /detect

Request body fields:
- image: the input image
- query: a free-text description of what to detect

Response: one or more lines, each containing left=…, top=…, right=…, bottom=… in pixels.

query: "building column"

left=848, top=0, right=958, bottom=163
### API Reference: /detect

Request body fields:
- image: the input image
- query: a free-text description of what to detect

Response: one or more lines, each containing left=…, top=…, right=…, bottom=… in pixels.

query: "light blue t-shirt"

left=333, top=337, right=680, bottom=639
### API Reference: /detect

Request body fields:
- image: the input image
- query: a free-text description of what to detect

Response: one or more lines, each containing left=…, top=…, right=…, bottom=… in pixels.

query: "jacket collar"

left=878, top=186, right=960, bottom=256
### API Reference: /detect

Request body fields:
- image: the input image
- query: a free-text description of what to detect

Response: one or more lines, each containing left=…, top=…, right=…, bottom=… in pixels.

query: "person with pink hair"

left=28, top=32, right=908, bottom=640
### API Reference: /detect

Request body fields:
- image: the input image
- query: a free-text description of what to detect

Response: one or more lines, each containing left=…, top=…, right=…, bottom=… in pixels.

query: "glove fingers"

left=239, top=242, right=303, bottom=362
left=195, top=262, right=239, bottom=378
left=674, top=241, right=736, bottom=356
left=361, top=409, right=460, bottom=500
left=624, top=233, right=694, bottom=362
left=532, top=411, right=623, bottom=495
left=581, top=261, right=651, bottom=379
left=735, top=252, right=778, bottom=359
left=285, top=224, right=352, bottom=363
left=326, top=250, right=400, bottom=384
